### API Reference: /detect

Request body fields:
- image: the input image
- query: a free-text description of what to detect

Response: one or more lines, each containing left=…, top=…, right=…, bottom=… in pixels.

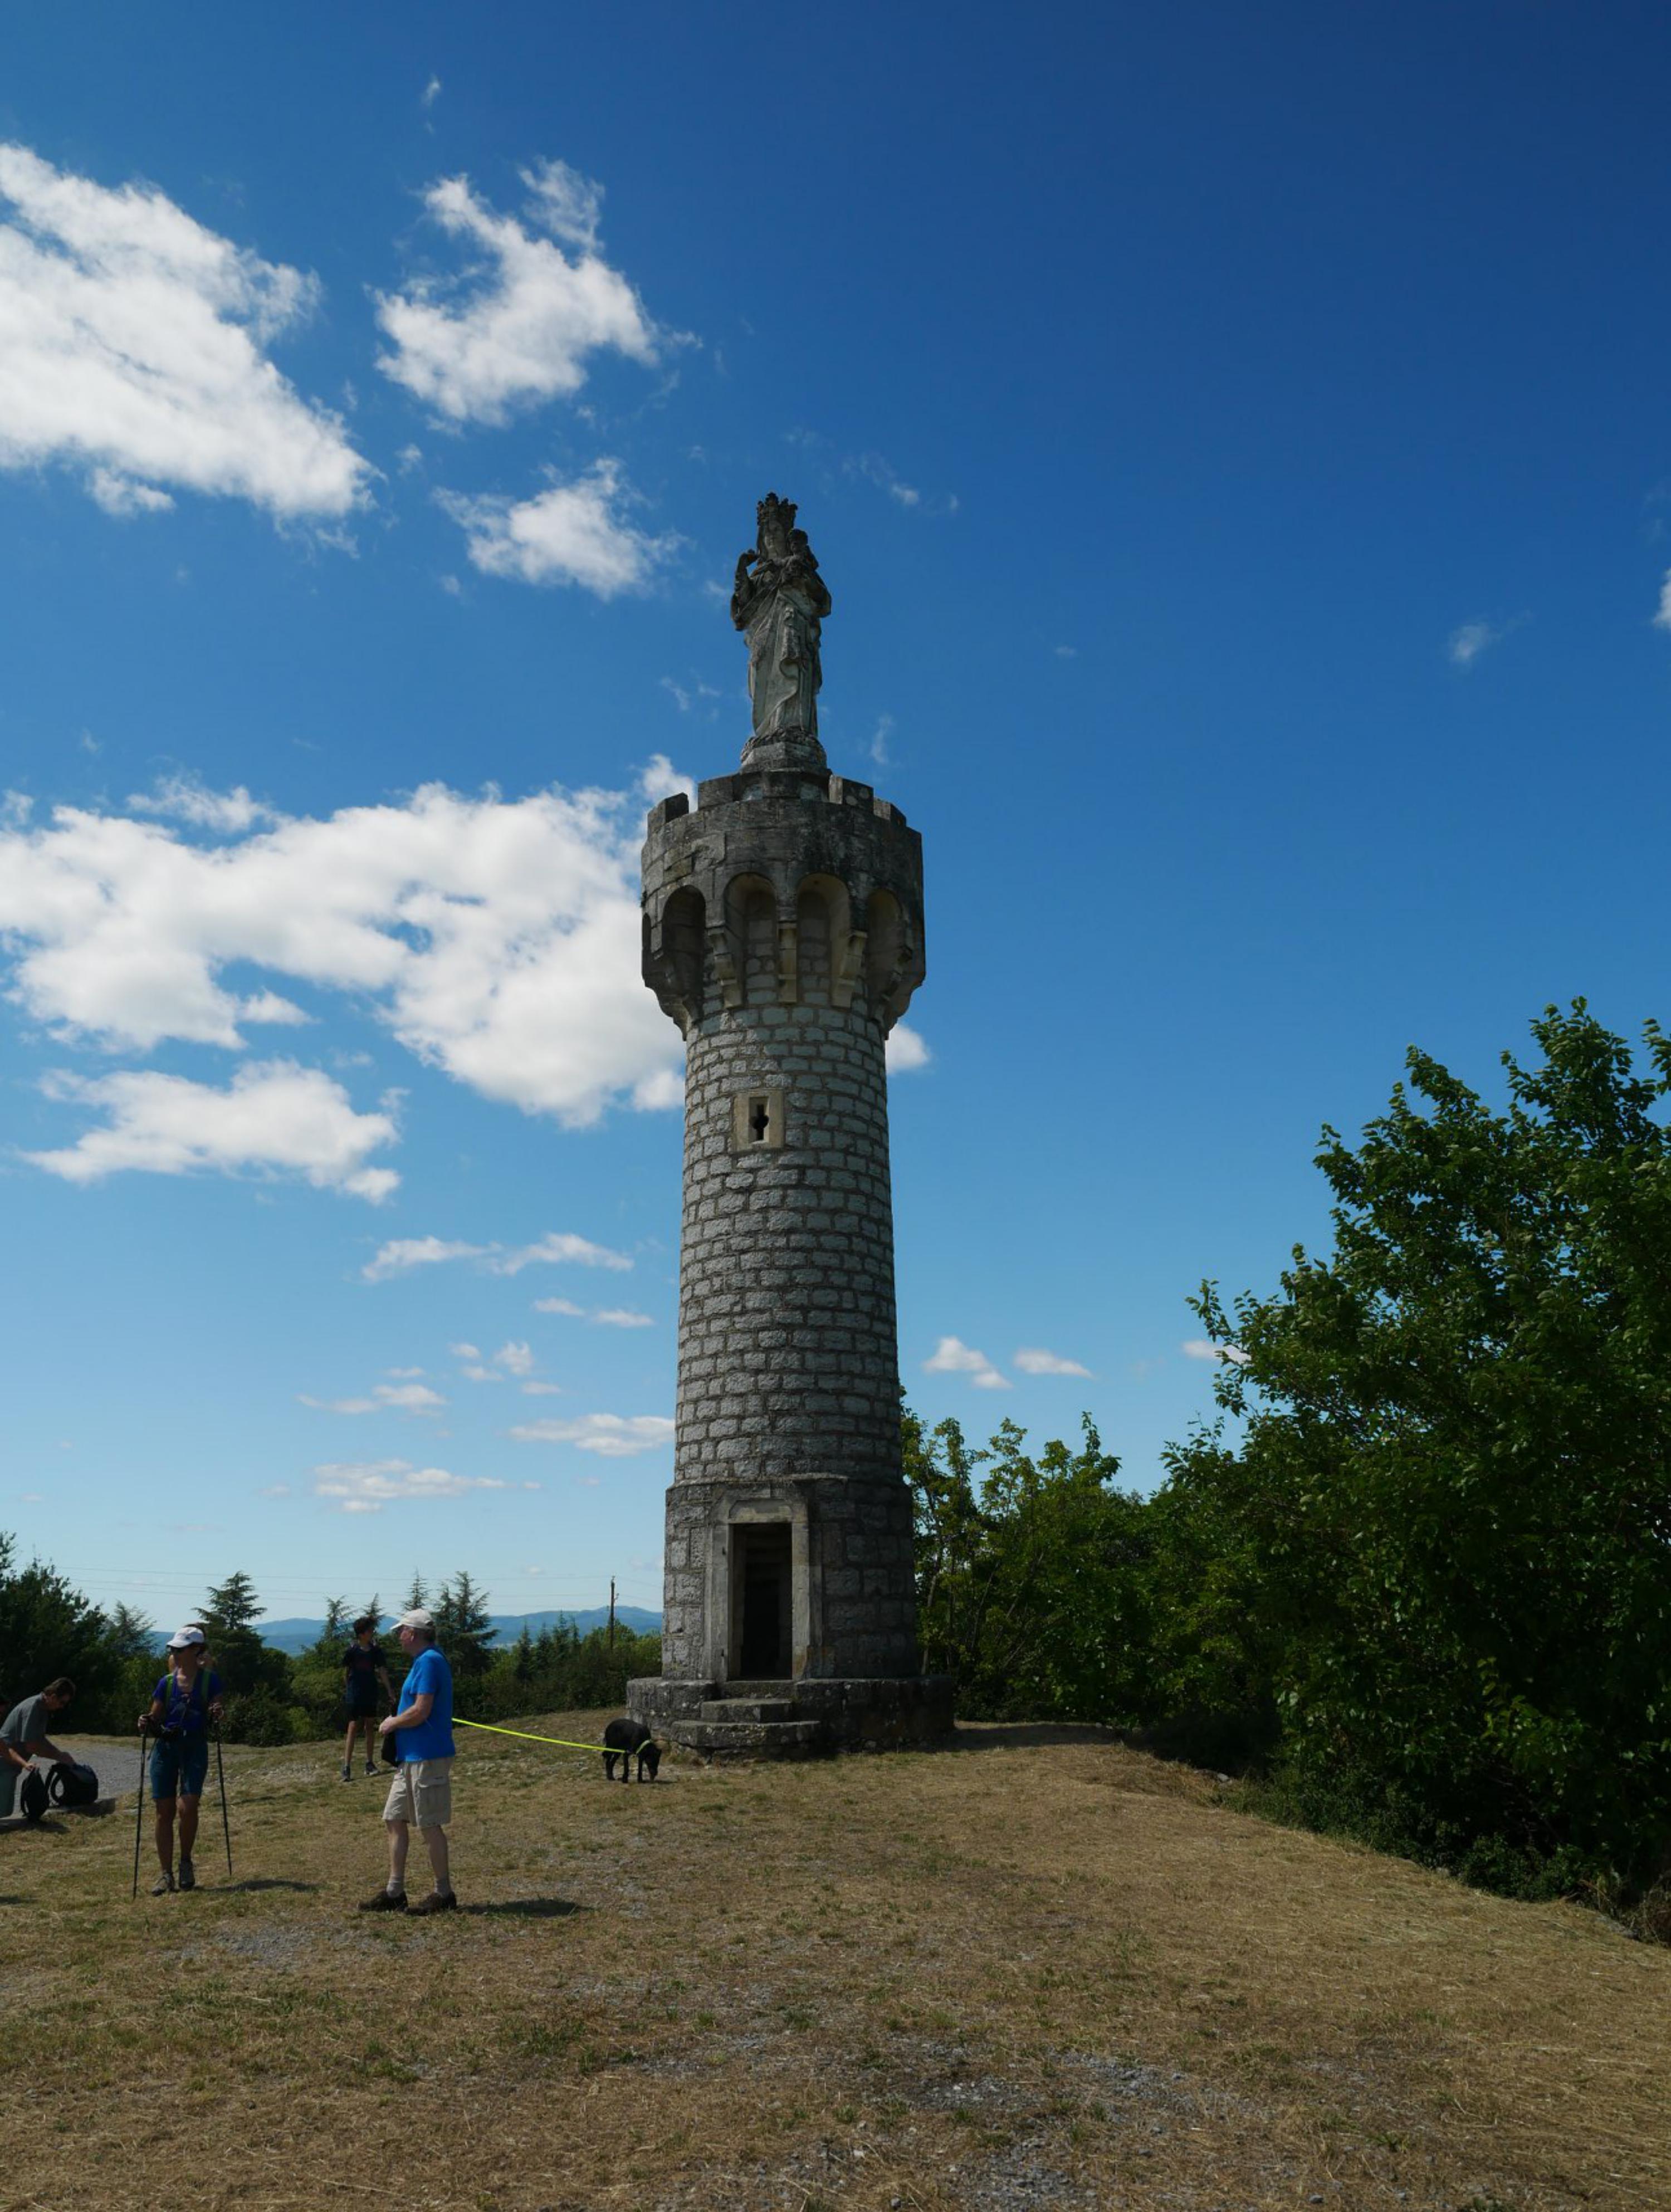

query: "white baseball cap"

left=165, top=1627, right=206, bottom=1651
left=395, top=1607, right=434, bottom=1633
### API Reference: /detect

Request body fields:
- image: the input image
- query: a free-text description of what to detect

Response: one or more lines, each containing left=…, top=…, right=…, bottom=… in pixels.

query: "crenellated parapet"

left=641, top=765, right=925, bottom=1039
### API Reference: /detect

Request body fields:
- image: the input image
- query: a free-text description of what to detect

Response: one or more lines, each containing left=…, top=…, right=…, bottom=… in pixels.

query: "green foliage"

left=197, top=1572, right=295, bottom=1738
left=0, top=1533, right=123, bottom=1720
left=1152, top=1003, right=1671, bottom=1902
left=907, top=1410, right=1153, bottom=1722
left=434, top=1570, right=497, bottom=1680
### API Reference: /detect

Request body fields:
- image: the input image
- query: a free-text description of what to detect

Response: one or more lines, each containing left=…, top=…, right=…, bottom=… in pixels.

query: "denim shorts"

left=149, top=1735, right=210, bottom=1802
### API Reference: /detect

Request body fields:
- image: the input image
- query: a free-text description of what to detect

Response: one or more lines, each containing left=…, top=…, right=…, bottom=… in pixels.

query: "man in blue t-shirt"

left=358, top=1606, right=456, bottom=1916
left=139, top=1629, right=223, bottom=1895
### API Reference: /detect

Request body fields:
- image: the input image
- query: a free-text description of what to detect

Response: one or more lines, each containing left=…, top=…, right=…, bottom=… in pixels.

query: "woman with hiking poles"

left=138, top=1628, right=223, bottom=1895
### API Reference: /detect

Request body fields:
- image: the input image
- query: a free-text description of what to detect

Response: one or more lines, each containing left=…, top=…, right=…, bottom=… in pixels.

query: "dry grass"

left=2, top=1717, right=1665, bottom=2211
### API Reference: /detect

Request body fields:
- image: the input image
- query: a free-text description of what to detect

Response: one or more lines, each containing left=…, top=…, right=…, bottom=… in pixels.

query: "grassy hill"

left=2, top=1720, right=1664, bottom=2210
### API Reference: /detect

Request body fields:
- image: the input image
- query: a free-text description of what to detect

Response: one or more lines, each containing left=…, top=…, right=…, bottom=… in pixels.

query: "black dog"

left=601, top=1716, right=660, bottom=1783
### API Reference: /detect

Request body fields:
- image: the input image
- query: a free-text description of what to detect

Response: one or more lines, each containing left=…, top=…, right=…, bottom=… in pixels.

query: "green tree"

left=908, top=1411, right=1153, bottom=1722
left=1159, top=1002, right=1671, bottom=1902
left=433, top=1572, right=496, bottom=1698
left=199, top=1572, right=295, bottom=1742
left=0, top=1533, right=120, bottom=1717
left=403, top=1571, right=428, bottom=1612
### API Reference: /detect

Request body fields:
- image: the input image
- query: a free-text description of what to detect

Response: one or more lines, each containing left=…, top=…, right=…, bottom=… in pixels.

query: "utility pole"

left=608, top=1577, right=616, bottom=1651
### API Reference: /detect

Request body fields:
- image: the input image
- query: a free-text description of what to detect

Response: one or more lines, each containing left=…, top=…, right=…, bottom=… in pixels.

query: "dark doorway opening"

left=735, top=1523, right=793, bottom=1678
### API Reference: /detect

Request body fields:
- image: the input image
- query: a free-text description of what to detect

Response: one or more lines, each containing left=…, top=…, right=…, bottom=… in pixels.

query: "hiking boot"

left=407, top=1890, right=457, bottom=1916
left=151, top=1869, right=175, bottom=1895
left=340, top=1763, right=353, bottom=1782
left=357, top=1887, right=407, bottom=1912
left=177, top=1858, right=196, bottom=1892
left=364, top=1761, right=378, bottom=1777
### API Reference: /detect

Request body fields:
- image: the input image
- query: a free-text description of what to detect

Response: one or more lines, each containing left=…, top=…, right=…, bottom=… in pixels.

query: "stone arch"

left=864, top=888, right=908, bottom=1023
left=794, top=873, right=851, bottom=1005
left=723, top=873, right=778, bottom=1005
left=654, top=884, right=706, bottom=1032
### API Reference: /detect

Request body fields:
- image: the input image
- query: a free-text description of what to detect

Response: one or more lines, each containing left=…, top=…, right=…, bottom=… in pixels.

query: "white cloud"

left=440, top=458, right=675, bottom=596
left=461, top=1366, right=502, bottom=1384
left=847, top=451, right=921, bottom=507
left=421, top=76, right=442, bottom=111
left=886, top=1024, right=930, bottom=1074
left=492, top=1339, right=535, bottom=1374
left=532, top=1296, right=584, bottom=1317
left=374, top=167, right=657, bottom=425
left=492, top=1231, right=631, bottom=1275
left=509, top=1413, right=675, bottom=1457
left=129, top=775, right=277, bottom=834
left=521, top=1380, right=563, bottom=1396
left=1448, top=614, right=1526, bottom=668
left=385, top=1366, right=426, bottom=1378
left=923, top=1335, right=1010, bottom=1390
left=0, top=143, right=367, bottom=521
left=300, top=1380, right=446, bottom=1416
left=364, top=1238, right=487, bottom=1283
left=449, top=1342, right=481, bottom=1360
left=592, top=1307, right=653, bottom=1329
left=1181, top=1338, right=1250, bottom=1366
left=25, top=1059, right=398, bottom=1200
left=868, top=713, right=894, bottom=767
left=1655, top=574, right=1671, bottom=632
left=312, top=1457, right=507, bottom=1514
left=0, top=772, right=688, bottom=1129
left=1014, top=1347, right=1093, bottom=1378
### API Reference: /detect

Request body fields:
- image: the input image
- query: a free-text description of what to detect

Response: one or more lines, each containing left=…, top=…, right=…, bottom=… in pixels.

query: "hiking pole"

left=131, top=1725, right=148, bottom=1901
left=213, top=1724, right=233, bottom=1878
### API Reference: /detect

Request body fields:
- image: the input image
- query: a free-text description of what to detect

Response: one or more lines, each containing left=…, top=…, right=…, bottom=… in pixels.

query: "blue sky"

left=2, top=4, right=1669, bottom=1632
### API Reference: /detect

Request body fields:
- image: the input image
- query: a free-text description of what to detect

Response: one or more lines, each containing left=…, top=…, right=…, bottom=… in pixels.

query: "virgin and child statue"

left=732, top=493, right=832, bottom=756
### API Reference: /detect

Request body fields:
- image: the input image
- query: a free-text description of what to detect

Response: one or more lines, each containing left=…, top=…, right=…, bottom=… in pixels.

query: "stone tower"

left=627, top=495, right=952, bottom=1756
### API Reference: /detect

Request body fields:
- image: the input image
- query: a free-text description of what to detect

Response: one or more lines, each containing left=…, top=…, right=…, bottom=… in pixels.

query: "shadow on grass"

left=462, top=1896, right=584, bottom=1919
left=221, top=1878, right=319, bottom=1894
left=944, top=1722, right=1124, bottom=1753
left=0, top=1816, right=67, bottom=1836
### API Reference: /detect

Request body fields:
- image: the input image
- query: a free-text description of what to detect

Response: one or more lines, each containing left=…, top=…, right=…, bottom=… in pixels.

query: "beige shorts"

left=382, top=1757, right=453, bottom=1829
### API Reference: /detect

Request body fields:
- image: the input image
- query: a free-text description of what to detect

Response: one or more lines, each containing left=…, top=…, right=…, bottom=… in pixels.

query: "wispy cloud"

left=0, top=142, right=367, bottom=521
left=592, top=1307, right=653, bottom=1329
left=1013, top=1347, right=1093, bottom=1378
left=509, top=1412, right=675, bottom=1457
left=923, top=1335, right=1010, bottom=1390
left=299, top=1380, right=447, bottom=1416
left=1181, top=1338, right=1250, bottom=1366
left=312, top=1457, right=507, bottom=1513
left=1448, top=613, right=1527, bottom=668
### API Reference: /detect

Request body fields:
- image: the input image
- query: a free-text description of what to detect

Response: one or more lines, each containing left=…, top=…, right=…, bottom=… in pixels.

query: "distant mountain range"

left=150, top=1606, right=661, bottom=1656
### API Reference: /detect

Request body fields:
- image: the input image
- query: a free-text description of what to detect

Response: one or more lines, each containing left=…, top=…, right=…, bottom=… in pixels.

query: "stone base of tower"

left=627, top=1672, right=954, bottom=1760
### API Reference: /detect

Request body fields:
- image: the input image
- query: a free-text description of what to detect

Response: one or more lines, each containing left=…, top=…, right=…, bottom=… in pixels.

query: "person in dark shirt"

left=139, top=1629, right=223, bottom=1895
left=340, top=1616, right=393, bottom=1782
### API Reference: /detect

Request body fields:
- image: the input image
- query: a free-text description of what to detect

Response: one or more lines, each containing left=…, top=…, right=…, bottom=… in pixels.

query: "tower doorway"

left=731, top=1521, right=793, bottom=1680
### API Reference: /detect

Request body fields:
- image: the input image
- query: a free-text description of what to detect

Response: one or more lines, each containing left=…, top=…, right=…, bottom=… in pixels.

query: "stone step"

left=720, top=1680, right=794, bottom=1699
left=665, top=1718, right=825, bottom=1759
left=700, top=1698, right=796, bottom=1723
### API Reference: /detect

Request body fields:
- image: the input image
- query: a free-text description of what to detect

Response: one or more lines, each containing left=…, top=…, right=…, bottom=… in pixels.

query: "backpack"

left=18, top=1767, right=48, bottom=1822
left=48, top=1761, right=99, bottom=1809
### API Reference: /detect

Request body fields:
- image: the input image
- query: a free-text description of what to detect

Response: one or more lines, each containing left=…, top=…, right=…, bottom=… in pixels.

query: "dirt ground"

left=1, top=1717, right=1664, bottom=2211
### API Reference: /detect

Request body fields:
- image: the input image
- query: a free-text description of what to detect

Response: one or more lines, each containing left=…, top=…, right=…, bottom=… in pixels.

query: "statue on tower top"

left=732, top=493, right=832, bottom=755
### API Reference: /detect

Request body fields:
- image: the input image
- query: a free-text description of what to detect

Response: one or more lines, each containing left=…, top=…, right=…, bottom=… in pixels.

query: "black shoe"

left=407, top=1890, right=457, bottom=1916
left=177, top=1858, right=196, bottom=1892
left=358, top=1887, right=407, bottom=1912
